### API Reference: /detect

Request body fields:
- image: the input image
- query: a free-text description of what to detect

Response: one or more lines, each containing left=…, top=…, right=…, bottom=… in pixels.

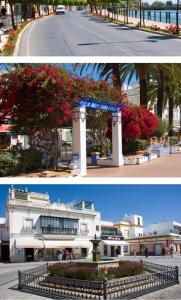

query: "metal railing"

left=18, top=261, right=179, bottom=299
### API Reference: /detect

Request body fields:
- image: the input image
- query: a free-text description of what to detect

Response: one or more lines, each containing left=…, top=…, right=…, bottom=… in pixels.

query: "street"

left=17, top=11, right=181, bottom=56
left=0, top=257, right=180, bottom=299
left=0, top=261, right=46, bottom=299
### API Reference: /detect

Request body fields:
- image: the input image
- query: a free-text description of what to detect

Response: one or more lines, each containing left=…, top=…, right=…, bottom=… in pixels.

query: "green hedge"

left=123, top=139, right=148, bottom=155
left=0, top=149, right=42, bottom=177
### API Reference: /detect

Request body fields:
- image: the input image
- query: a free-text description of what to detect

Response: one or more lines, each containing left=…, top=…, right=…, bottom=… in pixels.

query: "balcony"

left=21, top=227, right=36, bottom=235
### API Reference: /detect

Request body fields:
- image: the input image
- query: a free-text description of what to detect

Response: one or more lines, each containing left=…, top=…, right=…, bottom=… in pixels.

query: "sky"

left=0, top=184, right=180, bottom=227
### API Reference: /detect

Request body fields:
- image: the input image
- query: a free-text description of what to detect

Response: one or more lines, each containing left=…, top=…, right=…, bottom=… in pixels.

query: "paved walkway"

left=87, top=151, right=181, bottom=177
left=102, top=10, right=176, bottom=30
left=121, top=256, right=181, bottom=299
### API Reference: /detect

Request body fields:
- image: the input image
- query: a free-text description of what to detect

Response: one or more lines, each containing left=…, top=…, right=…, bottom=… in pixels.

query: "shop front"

left=101, top=239, right=128, bottom=257
left=13, top=238, right=92, bottom=262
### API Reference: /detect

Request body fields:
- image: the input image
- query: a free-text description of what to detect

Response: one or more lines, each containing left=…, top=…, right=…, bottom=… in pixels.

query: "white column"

left=112, top=111, right=124, bottom=166
left=72, top=107, right=87, bottom=176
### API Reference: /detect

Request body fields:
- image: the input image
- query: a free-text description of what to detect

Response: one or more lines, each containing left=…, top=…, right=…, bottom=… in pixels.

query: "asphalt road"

left=17, top=11, right=181, bottom=56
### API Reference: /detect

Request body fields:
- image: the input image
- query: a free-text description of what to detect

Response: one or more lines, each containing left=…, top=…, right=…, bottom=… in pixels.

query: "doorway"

left=81, top=248, right=88, bottom=258
left=25, top=248, right=34, bottom=262
left=1, top=244, right=9, bottom=262
left=111, top=246, right=115, bottom=257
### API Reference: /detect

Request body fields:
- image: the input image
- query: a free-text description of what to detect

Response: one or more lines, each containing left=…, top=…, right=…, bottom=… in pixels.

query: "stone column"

left=112, top=111, right=124, bottom=166
left=72, top=106, right=87, bottom=176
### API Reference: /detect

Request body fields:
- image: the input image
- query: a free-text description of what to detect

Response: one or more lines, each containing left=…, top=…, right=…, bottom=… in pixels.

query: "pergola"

left=69, top=97, right=125, bottom=176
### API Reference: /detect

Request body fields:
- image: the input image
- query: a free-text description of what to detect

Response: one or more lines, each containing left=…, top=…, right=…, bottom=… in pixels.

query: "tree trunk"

left=179, top=105, right=181, bottom=135
left=157, top=69, right=164, bottom=118
left=139, top=78, right=148, bottom=106
left=9, top=2, right=16, bottom=29
left=168, top=95, right=174, bottom=136
left=139, top=0, right=142, bottom=27
left=126, top=0, right=128, bottom=24
left=112, top=64, right=122, bottom=90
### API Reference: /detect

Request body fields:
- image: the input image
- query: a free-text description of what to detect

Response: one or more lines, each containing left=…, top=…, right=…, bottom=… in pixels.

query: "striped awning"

left=43, top=240, right=91, bottom=249
left=16, top=239, right=44, bottom=249
left=102, top=240, right=128, bottom=246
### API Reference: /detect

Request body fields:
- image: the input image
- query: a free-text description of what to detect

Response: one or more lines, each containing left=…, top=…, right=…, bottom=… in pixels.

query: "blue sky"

left=0, top=185, right=180, bottom=226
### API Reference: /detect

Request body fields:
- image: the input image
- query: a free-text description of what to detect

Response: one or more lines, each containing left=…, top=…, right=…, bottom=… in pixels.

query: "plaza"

left=0, top=257, right=180, bottom=299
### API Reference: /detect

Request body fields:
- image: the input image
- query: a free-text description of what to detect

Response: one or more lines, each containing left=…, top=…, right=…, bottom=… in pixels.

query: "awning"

left=102, top=240, right=128, bottom=246
left=16, top=239, right=44, bottom=249
left=0, top=124, right=12, bottom=133
left=43, top=240, right=91, bottom=249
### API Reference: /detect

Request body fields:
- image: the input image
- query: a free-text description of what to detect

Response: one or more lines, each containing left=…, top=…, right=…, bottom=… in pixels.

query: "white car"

left=55, top=5, right=65, bottom=15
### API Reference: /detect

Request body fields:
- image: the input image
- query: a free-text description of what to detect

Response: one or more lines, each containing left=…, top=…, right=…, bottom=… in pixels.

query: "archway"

left=69, top=97, right=125, bottom=176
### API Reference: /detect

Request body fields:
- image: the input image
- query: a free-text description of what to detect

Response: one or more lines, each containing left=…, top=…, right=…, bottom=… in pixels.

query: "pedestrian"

left=162, top=246, right=166, bottom=256
left=144, top=247, right=148, bottom=258
left=1, top=6, right=7, bottom=17
left=58, top=251, right=62, bottom=261
left=170, top=246, right=174, bottom=258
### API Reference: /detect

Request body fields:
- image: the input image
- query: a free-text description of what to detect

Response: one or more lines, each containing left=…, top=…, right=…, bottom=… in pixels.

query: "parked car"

left=76, top=6, right=84, bottom=11
left=55, top=5, right=65, bottom=15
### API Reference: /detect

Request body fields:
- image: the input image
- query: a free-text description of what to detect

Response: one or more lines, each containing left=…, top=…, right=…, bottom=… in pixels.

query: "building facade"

left=126, top=221, right=181, bottom=256
left=5, top=186, right=101, bottom=262
left=100, top=221, right=128, bottom=257
left=114, top=214, right=143, bottom=238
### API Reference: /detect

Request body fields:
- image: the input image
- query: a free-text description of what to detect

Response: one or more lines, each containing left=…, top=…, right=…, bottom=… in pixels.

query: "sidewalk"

left=100, top=10, right=176, bottom=31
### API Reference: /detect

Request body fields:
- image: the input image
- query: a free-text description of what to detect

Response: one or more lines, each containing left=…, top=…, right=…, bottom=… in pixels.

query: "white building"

left=6, top=186, right=101, bottom=262
left=114, top=214, right=143, bottom=238
left=100, top=220, right=128, bottom=257
left=144, top=221, right=181, bottom=237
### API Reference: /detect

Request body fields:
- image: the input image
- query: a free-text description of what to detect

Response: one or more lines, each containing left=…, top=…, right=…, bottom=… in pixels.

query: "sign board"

left=75, top=97, right=124, bottom=112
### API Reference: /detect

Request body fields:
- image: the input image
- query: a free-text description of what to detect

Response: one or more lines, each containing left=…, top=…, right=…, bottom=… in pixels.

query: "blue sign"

left=75, top=97, right=125, bottom=112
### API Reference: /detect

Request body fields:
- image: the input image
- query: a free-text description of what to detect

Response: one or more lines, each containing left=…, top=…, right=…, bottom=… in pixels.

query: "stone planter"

left=137, top=156, right=148, bottom=165
left=124, top=157, right=137, bottom=165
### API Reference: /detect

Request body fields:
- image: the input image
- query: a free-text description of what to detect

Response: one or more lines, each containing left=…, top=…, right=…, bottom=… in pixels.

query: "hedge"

left=0, top=149, right=42, bottom=176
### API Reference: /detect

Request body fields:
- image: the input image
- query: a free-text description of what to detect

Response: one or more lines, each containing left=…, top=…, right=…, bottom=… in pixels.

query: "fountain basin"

left=75, top=258, right=119, bottom=270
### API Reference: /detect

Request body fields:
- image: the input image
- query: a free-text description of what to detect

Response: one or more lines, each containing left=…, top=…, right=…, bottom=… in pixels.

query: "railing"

left=18, top=261, right=179, bottom=299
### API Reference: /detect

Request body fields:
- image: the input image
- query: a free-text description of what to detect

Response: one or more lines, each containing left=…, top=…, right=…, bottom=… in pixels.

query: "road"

left=0, top=262, right=47, bottom=299
left=17, top=11, right=181, bottom=56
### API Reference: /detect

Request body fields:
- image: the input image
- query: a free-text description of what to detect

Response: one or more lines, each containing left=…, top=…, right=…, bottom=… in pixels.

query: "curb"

left=94, top=15, right=181, bottom=40
left=13, top=16, right=48, bottom=56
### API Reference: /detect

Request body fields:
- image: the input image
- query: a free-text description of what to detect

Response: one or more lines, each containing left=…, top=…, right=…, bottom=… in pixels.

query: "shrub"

left=153, top=118, right=168, bottom=137
left=0, top=149, right=42, bottom=176
left=48, top=261, right=144, bottom=281
left=165, top=24, right=180, bottom=35
left=169, top=136, right=178, bottom=146
left=150, top=24, right=161, bottom=31
left=123, top=139, right=148, bottom=155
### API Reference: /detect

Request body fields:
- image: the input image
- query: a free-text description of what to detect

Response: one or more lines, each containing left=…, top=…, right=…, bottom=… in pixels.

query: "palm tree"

left=75, top=63, right=124, bottom=90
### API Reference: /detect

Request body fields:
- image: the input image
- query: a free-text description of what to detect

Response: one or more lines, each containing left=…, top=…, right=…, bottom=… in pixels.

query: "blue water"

left=128, top=10, right=181, bottom=25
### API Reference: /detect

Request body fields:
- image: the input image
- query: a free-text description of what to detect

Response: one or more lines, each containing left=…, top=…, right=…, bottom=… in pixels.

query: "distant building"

left=100, top=221, right=128, bottom=257
left=127, top=221, right=181, bottom=256
left=114, top=214, right=144, bottom=238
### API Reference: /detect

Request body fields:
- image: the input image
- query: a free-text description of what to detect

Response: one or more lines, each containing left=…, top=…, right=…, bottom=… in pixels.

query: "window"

left=123, top=245, right=129, bottom=253
left=40, top=216, right=79, bottom=235
left=137, top=217, right=141, bottom=226
left=24, top=218, right=33, bottom=229
left=101, top=227, right=117, bottom=235
left=96, top=225, right=100, bottom=231
left=81, top=223, right=88, bottom=232
left=104, top=245, right=108, bottom=256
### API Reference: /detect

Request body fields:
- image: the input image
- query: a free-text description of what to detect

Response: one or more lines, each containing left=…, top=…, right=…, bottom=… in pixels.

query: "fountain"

left=75, top=235, right=119, bottom=270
